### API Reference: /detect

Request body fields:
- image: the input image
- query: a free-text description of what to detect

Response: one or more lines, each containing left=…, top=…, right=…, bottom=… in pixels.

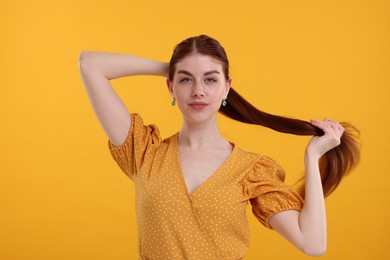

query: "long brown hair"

left=169, top=35, right=361, bottom=198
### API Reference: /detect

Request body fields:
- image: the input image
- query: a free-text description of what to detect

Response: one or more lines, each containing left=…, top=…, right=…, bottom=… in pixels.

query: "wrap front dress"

left=108, top=114, right=304, bottom=259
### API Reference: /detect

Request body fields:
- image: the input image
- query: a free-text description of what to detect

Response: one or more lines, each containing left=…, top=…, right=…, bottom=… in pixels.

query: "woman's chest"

left=179, top=148, right=232, bottom=195
left=134, top=154, right=249, bottom=222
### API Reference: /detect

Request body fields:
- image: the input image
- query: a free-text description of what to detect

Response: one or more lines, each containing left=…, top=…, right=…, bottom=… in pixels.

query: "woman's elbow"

left=301, top=243, right=327, bottom=256
left=78, top=51, right=94, bottom=71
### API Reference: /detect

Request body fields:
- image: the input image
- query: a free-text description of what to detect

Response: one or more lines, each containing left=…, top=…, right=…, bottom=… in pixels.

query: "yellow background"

left=1, top=0, right=389, bottom=259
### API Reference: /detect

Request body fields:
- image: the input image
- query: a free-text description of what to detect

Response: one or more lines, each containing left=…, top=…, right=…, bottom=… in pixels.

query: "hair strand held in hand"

left=219, top=88, right=361, bottom=198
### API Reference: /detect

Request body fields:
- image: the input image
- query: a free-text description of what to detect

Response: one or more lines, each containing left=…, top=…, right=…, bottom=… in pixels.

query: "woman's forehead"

left=175, top=54, right=224, bottom=74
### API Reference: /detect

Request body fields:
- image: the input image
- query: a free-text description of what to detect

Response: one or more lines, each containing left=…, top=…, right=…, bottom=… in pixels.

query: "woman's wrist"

left=304, top=148, right=321, bottom=166
left=156, top=62, right=170, bottom=77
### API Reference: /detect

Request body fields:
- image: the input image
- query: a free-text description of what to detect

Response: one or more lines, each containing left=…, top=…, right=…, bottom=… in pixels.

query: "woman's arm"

left=268, top=119, right=344, bottom=256
left=78, top=51, right=169, bottom=147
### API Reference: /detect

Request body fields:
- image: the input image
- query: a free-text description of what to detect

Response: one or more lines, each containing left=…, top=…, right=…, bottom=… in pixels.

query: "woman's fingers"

left=311, top=119, right=344, bottom=137
left=307, top=118, right=344, bottom=156
left=326, top=119, right=344, bottom=138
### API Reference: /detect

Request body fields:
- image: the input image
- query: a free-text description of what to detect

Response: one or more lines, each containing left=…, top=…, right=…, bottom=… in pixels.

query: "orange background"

left=1, top=0, right=389, bottom=259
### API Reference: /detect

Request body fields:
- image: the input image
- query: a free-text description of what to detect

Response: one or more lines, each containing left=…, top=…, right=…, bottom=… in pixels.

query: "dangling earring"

left=221, top=99, right=227, bottom=107
left=171, top=99, right=176, bottom=106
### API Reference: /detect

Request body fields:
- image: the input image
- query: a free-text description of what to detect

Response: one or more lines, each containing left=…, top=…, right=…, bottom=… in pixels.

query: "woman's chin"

left=182, top=110, right=217, bottom=125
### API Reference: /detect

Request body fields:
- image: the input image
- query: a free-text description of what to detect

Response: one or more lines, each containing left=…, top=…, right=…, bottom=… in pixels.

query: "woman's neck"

left=178, top=120, right=229, bottom=150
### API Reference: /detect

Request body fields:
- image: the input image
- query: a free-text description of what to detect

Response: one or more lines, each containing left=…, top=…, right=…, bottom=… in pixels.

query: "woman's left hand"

left=306, top=119, right=344, bottom=159
left=270, top=118, right=342, bottom=255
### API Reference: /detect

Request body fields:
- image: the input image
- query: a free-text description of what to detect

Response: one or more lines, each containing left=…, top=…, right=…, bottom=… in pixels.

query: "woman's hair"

left=169, top=35, right=361, bottom=198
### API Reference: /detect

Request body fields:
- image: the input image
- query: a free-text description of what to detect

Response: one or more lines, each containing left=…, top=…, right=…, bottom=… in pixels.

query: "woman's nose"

left=192, top=82, right=205, bottom=97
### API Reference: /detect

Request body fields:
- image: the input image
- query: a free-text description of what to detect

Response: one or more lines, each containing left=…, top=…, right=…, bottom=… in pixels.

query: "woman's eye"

left=180, top=77, right=192, bottom=83
left=205, top=78, right=217, bottom=83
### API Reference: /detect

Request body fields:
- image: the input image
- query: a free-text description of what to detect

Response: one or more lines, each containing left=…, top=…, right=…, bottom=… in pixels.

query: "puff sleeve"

left=241, top=155, right=304, bottom=229
left=108, top=113, right=161, bottom=180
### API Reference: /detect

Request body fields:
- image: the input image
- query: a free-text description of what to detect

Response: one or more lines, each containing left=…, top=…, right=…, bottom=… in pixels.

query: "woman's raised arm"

left=78, top=51, right=169, bottom=147
left=268, top=119, right=345, bottom=256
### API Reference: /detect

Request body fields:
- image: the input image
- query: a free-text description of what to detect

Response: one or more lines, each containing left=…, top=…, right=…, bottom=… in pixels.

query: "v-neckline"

left=173, top=133, right=236, bottom=198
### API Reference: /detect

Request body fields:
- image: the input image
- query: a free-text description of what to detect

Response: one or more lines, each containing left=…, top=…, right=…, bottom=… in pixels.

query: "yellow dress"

left=108, top=114, right=304, bottom=260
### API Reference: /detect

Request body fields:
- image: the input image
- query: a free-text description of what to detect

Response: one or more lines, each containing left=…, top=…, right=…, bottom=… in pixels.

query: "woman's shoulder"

left=234, top=145, right=278, bottom=164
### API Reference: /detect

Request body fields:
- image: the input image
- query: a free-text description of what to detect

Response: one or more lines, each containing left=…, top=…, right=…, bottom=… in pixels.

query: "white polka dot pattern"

left=108, top=114, right=304, bottom=259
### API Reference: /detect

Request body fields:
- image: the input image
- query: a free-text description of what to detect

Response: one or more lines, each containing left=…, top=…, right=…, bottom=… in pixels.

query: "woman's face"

left=167, top=53, right=231, bottom=125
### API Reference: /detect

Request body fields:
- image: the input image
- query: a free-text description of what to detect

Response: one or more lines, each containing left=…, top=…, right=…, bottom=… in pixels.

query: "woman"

left=78, top=35, right=360, bottom=259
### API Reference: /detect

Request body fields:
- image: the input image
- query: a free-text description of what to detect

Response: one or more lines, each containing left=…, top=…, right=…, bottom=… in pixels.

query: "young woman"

left=78, top=35, right=360, bottom=259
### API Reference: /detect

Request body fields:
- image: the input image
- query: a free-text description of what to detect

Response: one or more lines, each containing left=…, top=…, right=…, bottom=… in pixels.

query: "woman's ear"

left=166, top=78, right=175, bottom=97
left=225, top=77, right=232, bottom=96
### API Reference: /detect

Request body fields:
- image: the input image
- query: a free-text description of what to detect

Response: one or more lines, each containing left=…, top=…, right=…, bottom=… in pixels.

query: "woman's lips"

left=189, top=102, right=208, bottom=110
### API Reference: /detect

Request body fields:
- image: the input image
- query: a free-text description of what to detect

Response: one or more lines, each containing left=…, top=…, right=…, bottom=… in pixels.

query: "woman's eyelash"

left=205, top=78, right=217, bottom=82
left=180, top=77, right=192, bottom=82
left=179, top=77, right=217, bottom=83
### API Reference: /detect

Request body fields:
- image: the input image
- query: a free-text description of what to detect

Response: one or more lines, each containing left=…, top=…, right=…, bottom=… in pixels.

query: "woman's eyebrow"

left=177, top=70, right=193, bottom=76
left=204, top=70, right=220, bottom=76
left=176, top=70, right=220, bottom=76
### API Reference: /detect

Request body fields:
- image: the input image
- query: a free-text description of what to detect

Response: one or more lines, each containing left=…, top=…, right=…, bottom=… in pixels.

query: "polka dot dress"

left=108, top=114, right=304, bottom=260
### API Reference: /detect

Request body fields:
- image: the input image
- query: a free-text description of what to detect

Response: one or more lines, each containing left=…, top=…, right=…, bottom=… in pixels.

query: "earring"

left=221, top=99, right=227, bottom=107
left=171, top=99, right=176, bottom=106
